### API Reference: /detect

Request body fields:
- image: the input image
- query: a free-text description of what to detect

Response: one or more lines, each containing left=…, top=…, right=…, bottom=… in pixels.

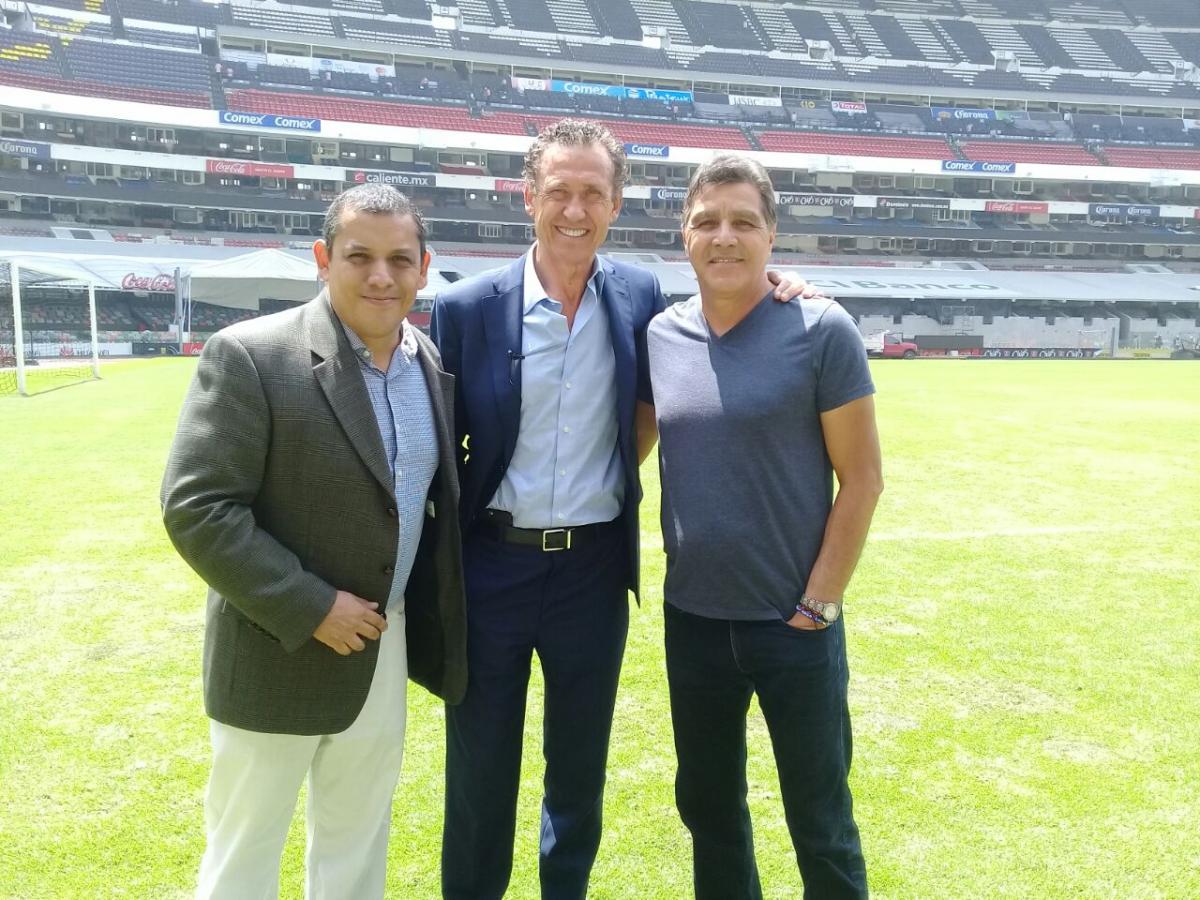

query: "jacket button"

left=383, top=565, right=395, bottom=575
left=386, top=507, right=398, bottom=518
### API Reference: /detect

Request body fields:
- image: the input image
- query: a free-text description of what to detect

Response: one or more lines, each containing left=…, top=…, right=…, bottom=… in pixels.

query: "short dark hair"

left=522, top=118, right=628, bottom=201
left=682, top=154, right=777, bottom=231
left=322, top=183, right=427, bottom=257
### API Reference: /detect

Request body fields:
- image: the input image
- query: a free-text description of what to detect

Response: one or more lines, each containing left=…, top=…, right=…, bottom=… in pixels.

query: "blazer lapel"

left=481, top=256, right=525, bottom=467
left=599, top=260, right=636, bottom=467
left=414, top=335, right=456, bottom=480
left=306, top=292, right=394, bottom=496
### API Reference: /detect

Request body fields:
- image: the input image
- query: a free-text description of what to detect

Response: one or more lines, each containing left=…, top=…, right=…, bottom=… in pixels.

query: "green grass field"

left=1, top=358, right=1197, bottom=899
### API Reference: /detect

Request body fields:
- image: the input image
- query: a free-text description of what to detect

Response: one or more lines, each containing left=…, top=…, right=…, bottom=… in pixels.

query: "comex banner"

left=547, top=80, right=693, bottom=103
left=218, top=111, right=322, bottom=133
left=625, top=143, right=669, bottom=158
left=941, top=160, right=1017, bottom=174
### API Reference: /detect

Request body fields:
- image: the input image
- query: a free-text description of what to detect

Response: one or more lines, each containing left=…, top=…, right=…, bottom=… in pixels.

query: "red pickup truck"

left=862, top=331, right=919, bottom=359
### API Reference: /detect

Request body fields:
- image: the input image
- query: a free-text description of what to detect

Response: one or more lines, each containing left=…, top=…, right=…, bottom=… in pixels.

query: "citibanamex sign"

left=122, top=273, right=176, bottom=292
left=205, top=159, right=295, bottom=178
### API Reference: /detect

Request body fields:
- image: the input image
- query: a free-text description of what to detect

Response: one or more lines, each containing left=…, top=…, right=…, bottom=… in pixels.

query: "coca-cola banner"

left=121, top=272, right=176, bottom=292
left=985, top=201, right=1049, bottom=214
left=206, top=159, right=295, bottom=179
left=495, top=178, right=526, bottom=193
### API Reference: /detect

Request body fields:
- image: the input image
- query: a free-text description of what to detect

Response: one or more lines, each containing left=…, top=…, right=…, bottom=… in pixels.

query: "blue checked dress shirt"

left=342, top=320, right=439, bottom=613
left=488, top=249, right=622, bottom=529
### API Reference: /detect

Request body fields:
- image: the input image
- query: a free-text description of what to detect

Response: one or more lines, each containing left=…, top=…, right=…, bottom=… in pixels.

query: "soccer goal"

left=1, top=261, right=101, bottom=397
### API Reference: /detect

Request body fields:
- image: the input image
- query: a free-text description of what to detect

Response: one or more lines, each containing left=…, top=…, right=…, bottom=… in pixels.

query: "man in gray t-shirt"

left=647, top=155, right=883, bottom=900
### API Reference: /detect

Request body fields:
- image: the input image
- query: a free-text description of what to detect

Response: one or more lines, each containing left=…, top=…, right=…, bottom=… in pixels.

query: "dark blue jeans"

left=442, top=527, right=629, bottom=900
left=664, top=602, right=867, bottom=900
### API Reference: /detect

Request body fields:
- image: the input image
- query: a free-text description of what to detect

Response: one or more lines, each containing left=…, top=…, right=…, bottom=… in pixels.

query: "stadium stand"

left=757, top=132, right=954, bottom=160
left=959, top=140, right=1100, bottom=166
left=4, top=0, right=1200, bottom=304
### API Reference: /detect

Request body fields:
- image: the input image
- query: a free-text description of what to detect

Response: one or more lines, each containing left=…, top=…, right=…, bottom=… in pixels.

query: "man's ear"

left=313, top=239, right=331, bottom=281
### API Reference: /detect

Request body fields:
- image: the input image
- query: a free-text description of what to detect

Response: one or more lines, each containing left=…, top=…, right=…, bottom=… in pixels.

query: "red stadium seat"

left=1102, top=146, right=1200, bottom=170
left=0, top=70, right=209, bottom=107
left=960, top=140, right=1099, bottom=166
left=755, top=131, right=953, bottom=159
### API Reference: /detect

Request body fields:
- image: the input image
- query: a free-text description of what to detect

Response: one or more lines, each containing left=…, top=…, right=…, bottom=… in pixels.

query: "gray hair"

left=322, top=183, right=427, bottom=257
left=522, top=118, right=628, bottom=201
left=682, top=154, right=777, bottom=231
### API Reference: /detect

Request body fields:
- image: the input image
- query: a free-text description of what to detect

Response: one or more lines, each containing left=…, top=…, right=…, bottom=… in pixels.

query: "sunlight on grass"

left=1, top=358, right=1197, bottom=898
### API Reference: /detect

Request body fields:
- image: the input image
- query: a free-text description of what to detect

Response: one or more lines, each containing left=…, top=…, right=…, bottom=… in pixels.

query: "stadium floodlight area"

left=1, top=261, right=101, bottom=397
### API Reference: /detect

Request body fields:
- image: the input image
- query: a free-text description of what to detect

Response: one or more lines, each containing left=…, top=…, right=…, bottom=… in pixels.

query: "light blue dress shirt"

left=489, top=249, right=623, bottom=529
left=343, top=321, right=440, bottom=612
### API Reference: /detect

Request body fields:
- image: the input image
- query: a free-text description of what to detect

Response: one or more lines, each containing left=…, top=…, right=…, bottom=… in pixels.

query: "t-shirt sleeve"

left=814, top=302, right=876, bottom=413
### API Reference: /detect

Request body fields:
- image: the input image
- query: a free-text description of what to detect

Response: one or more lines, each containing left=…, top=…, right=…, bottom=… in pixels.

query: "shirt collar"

left=523, top=245, right=605, bottom=314
left=340, top=319, right=418, bottom=372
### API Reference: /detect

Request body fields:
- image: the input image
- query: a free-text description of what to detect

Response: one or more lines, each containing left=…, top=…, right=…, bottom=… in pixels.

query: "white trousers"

left=195, top=611, right=408, bottom=900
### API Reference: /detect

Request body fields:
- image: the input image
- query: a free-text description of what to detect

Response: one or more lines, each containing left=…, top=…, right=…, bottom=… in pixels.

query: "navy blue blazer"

left=430, top=252, right=666, bottom=600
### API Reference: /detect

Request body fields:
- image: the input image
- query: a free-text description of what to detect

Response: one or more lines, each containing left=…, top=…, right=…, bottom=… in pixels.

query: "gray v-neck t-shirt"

left=647, top=293, right=875, bottom=621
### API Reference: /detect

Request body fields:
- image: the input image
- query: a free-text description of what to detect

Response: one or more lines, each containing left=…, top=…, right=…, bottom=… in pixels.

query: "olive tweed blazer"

left=161, top=292, right=466, bottom=735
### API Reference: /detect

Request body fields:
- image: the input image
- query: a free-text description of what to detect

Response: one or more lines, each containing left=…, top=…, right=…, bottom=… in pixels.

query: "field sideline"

left=1, top=357, right=1197, bottom=899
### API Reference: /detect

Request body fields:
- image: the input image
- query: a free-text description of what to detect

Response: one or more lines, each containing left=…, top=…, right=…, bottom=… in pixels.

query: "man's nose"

left=365, top=259, right=394, bottom=284
left=562, top=195, right=587, bottom=220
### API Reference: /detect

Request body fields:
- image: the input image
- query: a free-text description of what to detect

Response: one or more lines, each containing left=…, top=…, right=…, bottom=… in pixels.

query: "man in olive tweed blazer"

left=162, top=186, right=465, bottom=898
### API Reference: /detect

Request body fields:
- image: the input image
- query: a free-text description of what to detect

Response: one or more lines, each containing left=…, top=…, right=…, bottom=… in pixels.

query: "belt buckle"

left=541, top=528, right=572, bottom=551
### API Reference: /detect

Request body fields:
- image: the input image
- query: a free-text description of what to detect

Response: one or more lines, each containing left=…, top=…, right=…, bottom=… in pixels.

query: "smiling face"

left=524, top=141, right=622, bottom=271
left=683, top=180, right=776, bottom=302
left=313, top=208, right=430, bottom=348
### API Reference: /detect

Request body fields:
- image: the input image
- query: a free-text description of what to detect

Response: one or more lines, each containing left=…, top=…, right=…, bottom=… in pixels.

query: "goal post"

left=1, top=261, right=102, bottom=397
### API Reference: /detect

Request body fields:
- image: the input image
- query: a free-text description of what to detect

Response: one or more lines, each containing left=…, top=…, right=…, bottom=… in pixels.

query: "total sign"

left=218, top=111, right=322, bottom=133
left=625, top=143, right=669, bottom=159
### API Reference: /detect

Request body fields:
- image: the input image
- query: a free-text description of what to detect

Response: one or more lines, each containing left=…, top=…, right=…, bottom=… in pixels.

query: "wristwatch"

left=797, top=594, right=841, bottom=625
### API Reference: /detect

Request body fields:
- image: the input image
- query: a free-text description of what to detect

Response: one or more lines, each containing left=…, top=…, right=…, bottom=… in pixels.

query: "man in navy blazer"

left=432, top=119, right=660, bottom=900
left=432, top=119, right=811, bottom=899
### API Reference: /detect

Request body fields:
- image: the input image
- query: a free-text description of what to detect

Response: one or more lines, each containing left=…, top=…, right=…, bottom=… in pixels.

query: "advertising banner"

left=877, top=197, right=951, bottom=210
left=347, top=170, right=436, bottom=187
left=206, top=159, right=295, bottom=179
left=121, top=272, right=177, bottom=292
left=777, top=192, right=855, bottom=207
left=0, top=138, right=51, bottom=159
left=512, top=76, right=550, bottom=92
left=941, top=160, right=1017, bottom=174
left=495, top=178, right=526, bottom=193
left=267, top=53, right=394, bottom=79
left=981, top=347, right=1102, bottom=359
left=548, top=80, right=693, bottom=102
left=1089, top=203, right=1159, bottom=218
left=831, top=100, right=867, bottom=115
left=932, top=107, right=997, bottom=122
left=625, top=143, right=669, bottom=158
left=651, top=187, right=687, bottom=202
left=218, top=111, right=321, bottom=133
left=728, top=94, right=783, bottom=107
left=985, top=200, right=1049, bottom=214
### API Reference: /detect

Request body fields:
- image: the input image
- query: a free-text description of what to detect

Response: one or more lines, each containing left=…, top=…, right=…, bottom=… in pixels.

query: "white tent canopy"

left=0, top=252, right=164, bottom=289
left=184, top=249, right=319, bottom=309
